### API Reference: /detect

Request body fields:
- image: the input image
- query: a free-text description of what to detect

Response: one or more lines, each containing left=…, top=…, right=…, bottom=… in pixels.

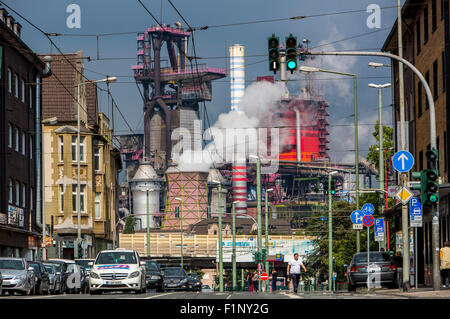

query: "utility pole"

left=328, top=173, right=333, bottom=292
left=146, top=189, right=150, bottom=257
left=232, top=201, right=237, bottom=291
left=265, top=188, right=273, bottom=292
left=217, top=181, right=224, bottom=292
left=256, top=156, right=262, bottom=292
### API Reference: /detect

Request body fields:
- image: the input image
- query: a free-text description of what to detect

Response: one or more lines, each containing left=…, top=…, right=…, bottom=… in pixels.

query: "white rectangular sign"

left=353, top=224, right=363, bottom=230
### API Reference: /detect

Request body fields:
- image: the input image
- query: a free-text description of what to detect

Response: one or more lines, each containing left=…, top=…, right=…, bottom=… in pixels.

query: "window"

left=30, top=187, right=34, bottom=210
left=8, top=123, right=12, bottom=148
left=8, top=179, right=13, bottom=204
left=15, top=127, right=19, bottom=152
left=443, top=51, right=446, bottom=92
left=18, top=131, right=22, bottom=154
left=432, top=0, right=437, bottom=32
left=8, top=68, right=12, bottom=93
left=22, top=184, right=26, bottom=208
left=22, top=131, right=26, bottom=156
left=15, top=181, right=20, bottom=206
left=59, top=185, right=64, bottom=213
left=433, top=60, right=439, bottom=100
left=30, top=136, right=33, bottom=159
left=424, top=5, right=429, bottom=44
left=72, top=184, right=86, bottom=212
left=14, top=73, right=19, bottom=98
left=95, top=193, right=101, bottom=219
left=94, top=147, right=100, bottom=171
left=72, top=136, right=85, bottom=162
left=59, top=136, right=64, bottom=161
left=419, top=150, right=423, bottom=170
left=418, top=81, right=423, bottom=116
left=21, top=79, right=25, bottom=103
left=425, top=71, right=430, bottom=109
left=416, top=19, right=421, bottom=54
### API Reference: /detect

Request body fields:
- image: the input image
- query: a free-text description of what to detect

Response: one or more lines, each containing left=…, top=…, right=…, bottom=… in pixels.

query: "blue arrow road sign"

left=350, top=210, right=364, bottom=224
left=362, top=203, right=375, bottom=215
left=392, top=150, right=414, bottom=172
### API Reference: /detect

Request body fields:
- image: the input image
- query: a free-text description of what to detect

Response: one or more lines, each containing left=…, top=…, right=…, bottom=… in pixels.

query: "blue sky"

left=5, top=0, right=403, bottom=163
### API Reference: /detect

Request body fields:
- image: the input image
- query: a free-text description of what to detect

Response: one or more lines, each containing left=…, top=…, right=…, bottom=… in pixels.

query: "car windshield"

left=146, top=262, right=159, bottom=271
left=67, top=264, right=79, bottom=273
left=95, top=252, right=137, bottom=265
left=0, top=259, right=25, bottom=270
left=51, top=263, right=63, bottom=273
left=164, top=268, right=185, bottom=276
left=28, top=263, right=40, bottom=274
left=44, top=265, right=55, bottom=274
left=354, top=253, right=391, bottom=264
left=76, top=260, right=93, bottom=269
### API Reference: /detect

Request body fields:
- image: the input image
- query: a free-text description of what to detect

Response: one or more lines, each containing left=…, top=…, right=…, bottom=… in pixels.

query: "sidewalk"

left=374, top=287, right=450, bottom=298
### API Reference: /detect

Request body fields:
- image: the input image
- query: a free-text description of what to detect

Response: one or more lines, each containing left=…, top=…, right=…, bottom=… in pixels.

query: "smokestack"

left=229, top=44, right=247, bottom=214
left=229, top=44, right=245, bottom=112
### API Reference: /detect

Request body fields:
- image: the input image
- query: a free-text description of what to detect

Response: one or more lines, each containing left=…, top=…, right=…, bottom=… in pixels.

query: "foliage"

left=366, top=121, right=394, bottom=180
left=123, top=215, right=135, bottom=234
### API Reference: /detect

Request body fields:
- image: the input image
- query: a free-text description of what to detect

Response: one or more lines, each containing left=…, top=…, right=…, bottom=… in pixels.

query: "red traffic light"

left=426, top=170, right=438, bottom=181
left=426, top=149, right=438, bottom=162
left=286, top=37, right=297, bottom=48
left=268, top=37, right=279, bottom=49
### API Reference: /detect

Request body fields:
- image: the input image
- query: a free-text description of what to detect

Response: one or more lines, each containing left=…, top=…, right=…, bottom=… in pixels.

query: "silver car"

left=0, top=258, right=35, bottom=295
left=43, top=263, right=62, bottom=294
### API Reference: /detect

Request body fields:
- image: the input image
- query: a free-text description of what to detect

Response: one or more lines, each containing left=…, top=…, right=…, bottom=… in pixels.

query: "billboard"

left=8, top=205, right=24, bottom=228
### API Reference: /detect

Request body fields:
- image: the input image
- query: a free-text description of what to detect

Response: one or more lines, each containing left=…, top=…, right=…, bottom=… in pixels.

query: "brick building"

left=0, top=9, right=49, bottom=259
left=382, top=0, right=450, bottom=286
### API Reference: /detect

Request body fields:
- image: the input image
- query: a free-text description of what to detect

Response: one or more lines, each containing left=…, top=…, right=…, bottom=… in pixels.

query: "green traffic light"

left=429, top=195, right=438, bottom=203
left=287, top=60, right=297, bottom=70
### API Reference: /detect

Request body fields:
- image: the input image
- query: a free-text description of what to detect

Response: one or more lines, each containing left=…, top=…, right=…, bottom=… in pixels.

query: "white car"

left=89, top=249, right=147, bottom=294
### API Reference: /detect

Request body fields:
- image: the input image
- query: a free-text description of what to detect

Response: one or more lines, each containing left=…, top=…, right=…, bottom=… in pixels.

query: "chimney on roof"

left=13, top=22, right=21, bottom=37
left=0, top=9, right=8, bottom=23
left=6, top=15, right=14, bottom=29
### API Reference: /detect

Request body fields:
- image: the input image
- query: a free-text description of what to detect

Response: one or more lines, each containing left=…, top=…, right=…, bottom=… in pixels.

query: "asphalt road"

left=0, top=288, right=404, bottom=299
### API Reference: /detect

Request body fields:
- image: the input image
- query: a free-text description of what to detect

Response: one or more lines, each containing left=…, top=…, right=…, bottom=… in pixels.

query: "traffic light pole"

left=218, top=182, right=224, bottom=292
left=328, top=174, right=333, bottom=292
left=305, top=50, right=439, bottom=290
left=232, top=201, right=237, bottom=291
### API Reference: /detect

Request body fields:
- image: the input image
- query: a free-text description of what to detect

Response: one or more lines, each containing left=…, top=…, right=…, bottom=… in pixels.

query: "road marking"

left=23, top=295, right=57, bottom=299
left=226, top=294, right=232, bottom=299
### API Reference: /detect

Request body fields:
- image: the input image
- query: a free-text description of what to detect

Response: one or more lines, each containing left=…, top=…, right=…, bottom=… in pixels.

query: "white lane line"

left=23, top=295, right=58, bottom=299
left=144, top=292, right=179, bottom=299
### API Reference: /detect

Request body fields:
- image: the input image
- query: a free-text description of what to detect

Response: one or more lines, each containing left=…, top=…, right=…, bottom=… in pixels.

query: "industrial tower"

left=132, top=22, right=227, bottom=173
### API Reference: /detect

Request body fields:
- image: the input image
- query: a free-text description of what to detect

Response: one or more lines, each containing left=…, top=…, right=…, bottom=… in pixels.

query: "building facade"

left=0, top=9, right=48, bottom=259
left=41, top=52, right=122, bottom=259
left=382, top=0, right=450, bottom=286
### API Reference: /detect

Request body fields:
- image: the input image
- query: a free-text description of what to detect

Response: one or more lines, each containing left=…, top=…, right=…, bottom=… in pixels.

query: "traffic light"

left=261, top=248, right=267, bottom=265
left=412, top=169, right=439, bottom=205
left=268, top=35, right=280, bottom=74
left=253, top=251, right=261, bottom=264
left=175, top=206, right=180, bottom=218
left=425, top=148, right=439, bottom=204
left=285, top=34, right=298, bottom=74
left=77, top=242, right=83, bottom=259
left=322, top=180, right=328, bottom=195
left=330, top=180, right=336, bottom=195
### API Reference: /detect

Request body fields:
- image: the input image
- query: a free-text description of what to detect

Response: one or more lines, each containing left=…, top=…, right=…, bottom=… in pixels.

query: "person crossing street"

left=287, top=253, right=306, bottom=293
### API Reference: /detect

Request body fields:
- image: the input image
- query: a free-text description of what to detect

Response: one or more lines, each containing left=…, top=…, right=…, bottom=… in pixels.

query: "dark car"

left=79, top=266, right=89, bottom=294
left=43, top=263, right=62, bottom=294
left=145, top=261, right=164, bottom=292
left=75, top=259, right=94, bottom=281
left=46, top=259, right=76, bottom=294
left=186, top=272, right=202, bottom=291
left=347, top=251, right=398, bottom=291
left=28, top=261, right=51, bottom=295
left=163, top=267, right=189, bottom=291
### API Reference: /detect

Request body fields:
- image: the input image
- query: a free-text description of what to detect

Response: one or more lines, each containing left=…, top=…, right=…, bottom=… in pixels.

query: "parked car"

left=187, top=272, right=202, bottom=291
left=89, top=249, right=147, bottom=294
left=28, top=261, right=51, bottom=295
left=80, top=266, right=89, bottom=293
left=75, top=259, right=95, bottom=282
left=347, top=251, right=398, bottom=291
left=46, top=259, right=76, bottom=294
left=43, top=263, right=62, bottom=294
left=0, top=258, right=35, bottom=295
left=201, top=284, right=212, bottom=293
left=144, top=261, right=164, bottom=292
left=0, top=271, right=3, bottom=295
left=163, top=267, right=189, bottom=291
left=66, top=263, right=86, bottom=294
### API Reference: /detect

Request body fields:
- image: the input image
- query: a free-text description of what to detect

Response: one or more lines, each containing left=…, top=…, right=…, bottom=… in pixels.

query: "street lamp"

left=75, top=76, right=116, bottom=259
left=299, top=66, right=361, bottom=253
left=211, top=179, right=224, bottom=292
left=174, top=197, right=183, bottom=268
left=249, top=154, right=262, bottom=292
left=328, top=171, right=338, bottom=292
left=368, top=62, right=391, bottom=68
left=369, top=82, right=391, bottom=252
left=264, top=188, right=273, bottom=292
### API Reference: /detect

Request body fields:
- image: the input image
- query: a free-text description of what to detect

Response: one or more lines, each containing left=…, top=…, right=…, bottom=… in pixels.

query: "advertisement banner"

left=8, top=205, right=24, bottom=228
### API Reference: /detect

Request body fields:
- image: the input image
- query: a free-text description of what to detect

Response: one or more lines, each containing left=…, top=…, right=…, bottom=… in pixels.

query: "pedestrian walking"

left=271, top=269, right=278, bottom=292
left=440, top=241, right=450, bottom=288
left=252, top=270, right=259, bottom=292
left=287, top=253, right=306, bottom=293
left=245, top=269, right=252, bottom=291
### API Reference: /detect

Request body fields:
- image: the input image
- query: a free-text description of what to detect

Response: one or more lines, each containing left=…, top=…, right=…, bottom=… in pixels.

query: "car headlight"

left=151, top=275, right=161, bottom=280
left=180, top=278, right=188, bottom=284
left=90, top=272, right=100, bottom=279
left=128, top=271, right=140, bottom=279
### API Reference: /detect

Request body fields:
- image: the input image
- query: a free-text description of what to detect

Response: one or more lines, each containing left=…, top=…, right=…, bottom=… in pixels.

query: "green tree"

left=366, top=121, right=394, bottom=180
left=123, top=216, right=135, bottom=234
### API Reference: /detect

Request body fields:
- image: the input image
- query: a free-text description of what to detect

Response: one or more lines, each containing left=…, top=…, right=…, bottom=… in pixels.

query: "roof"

left=381, top=0, right=424, bottom=52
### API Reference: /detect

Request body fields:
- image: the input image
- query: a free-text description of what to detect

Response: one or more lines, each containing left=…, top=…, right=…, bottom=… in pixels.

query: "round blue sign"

left=362, top=203, right=375, bottom=215
left=350, top=210, right=363, bottom=224
left=392, top=150, right=414, bottom=173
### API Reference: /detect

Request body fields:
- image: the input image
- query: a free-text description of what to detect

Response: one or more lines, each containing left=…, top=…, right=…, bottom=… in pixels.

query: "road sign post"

left=362, top=208, right=375, bottom=290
